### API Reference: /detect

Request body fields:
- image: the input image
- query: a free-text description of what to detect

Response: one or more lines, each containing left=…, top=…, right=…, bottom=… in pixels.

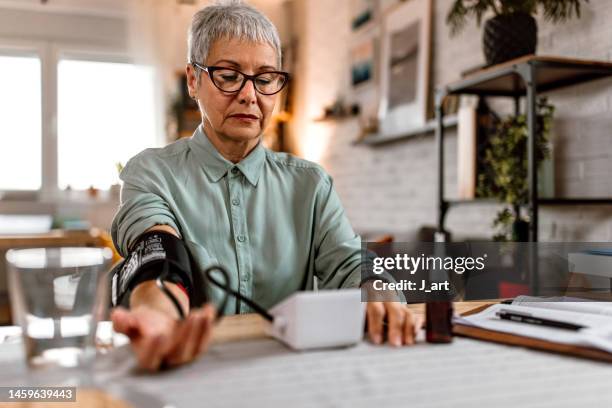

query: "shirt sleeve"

left=111, top=154, right=181, bottom=258
left=312, top=173, right=363, bottom=290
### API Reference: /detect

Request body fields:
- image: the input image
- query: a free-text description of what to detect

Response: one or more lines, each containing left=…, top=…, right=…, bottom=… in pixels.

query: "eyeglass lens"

left=211, top=69, right=287, bottom=94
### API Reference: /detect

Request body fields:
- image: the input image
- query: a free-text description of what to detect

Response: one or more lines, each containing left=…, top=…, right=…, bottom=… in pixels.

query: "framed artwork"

left=349, top=25, right=380, bottom=126
left=377, top=0, right=433, bottom=137
left=350, top=27, right=378, bottom=89
left=351, top=0, right=377, bottom=31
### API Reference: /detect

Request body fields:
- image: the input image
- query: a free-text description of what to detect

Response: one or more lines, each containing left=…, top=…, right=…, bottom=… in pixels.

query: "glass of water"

left=6, top=247, right=112, bottom=369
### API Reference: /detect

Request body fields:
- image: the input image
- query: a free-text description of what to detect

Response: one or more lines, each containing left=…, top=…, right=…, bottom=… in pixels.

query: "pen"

left=495, top=309, right=585, bottom=331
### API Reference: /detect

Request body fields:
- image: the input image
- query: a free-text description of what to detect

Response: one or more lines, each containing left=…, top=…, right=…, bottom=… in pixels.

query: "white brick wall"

left=292, top=0, right=612, bottom=241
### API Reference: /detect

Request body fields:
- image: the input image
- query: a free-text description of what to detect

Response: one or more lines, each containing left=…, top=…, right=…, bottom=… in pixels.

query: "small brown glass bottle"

left=426, top=301, right=453, bottom=343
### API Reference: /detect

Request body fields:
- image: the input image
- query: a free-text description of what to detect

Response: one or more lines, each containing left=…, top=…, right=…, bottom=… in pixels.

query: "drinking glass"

left=6, top=247, right=112, bottom=369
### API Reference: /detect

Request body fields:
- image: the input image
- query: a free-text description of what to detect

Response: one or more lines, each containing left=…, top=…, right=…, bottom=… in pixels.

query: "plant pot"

left=512, top=218, right=530, bottom=242
left=483, top=13, right=538, bottom=66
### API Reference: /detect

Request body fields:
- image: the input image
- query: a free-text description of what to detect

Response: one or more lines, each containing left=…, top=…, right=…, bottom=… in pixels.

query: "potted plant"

left=447, top=0, right=588, bottom=66
left=109, top=162, right=124, bottom=199
left=477, top=98, right=554, bottom=241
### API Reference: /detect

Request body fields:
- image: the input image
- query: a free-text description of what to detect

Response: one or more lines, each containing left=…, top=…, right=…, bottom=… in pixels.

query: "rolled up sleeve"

left=111, top=155, right=180, bottom=258
left=313, top=175, right=363, bottom=290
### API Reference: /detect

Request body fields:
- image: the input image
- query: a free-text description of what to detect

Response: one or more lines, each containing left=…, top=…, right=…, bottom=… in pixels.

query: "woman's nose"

left=237, top=79, right=257, bottom=104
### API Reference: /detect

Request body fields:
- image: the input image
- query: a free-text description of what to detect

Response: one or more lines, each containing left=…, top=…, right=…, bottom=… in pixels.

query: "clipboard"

left=453, top=303, right=612, bottom=363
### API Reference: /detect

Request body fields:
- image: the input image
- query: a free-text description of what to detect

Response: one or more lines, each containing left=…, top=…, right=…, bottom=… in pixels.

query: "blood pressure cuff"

left=110, top=231, right=194, bottom=308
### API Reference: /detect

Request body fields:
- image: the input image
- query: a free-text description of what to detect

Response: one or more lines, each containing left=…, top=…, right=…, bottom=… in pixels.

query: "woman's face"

left=187, top=37, right=279, bottom=145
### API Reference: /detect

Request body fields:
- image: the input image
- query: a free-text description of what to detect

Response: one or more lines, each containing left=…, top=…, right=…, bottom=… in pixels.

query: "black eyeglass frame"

left=191, top=62, right=290, bottom=96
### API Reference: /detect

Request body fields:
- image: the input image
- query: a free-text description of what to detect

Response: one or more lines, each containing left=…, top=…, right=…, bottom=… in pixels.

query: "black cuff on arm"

left=110, top=230, right=194, bottom=308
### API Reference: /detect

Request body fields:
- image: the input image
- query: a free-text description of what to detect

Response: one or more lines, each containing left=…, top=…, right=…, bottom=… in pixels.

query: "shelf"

left=538, top=198, right=612, bottom=206
left=445, top=199, right=500, bottom=206
left=436, top=54, right=612, bottom=242
left=313, top=114, right=359, bottom=123
left=357, top=115, right=458, bottom=146
left=441, top=55, right=612, bottom=97
left=444, top=198, right=612, bottom=207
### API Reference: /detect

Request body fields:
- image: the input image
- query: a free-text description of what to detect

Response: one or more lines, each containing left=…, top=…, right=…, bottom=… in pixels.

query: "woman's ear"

left=185, top=64, right=198, bottom=99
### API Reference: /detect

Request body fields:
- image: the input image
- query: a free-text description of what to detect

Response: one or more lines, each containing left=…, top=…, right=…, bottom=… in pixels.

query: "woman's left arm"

left=312, top=174, right=422, bottom=346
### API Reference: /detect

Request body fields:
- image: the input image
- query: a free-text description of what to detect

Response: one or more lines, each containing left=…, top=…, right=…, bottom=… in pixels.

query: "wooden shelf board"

left=357, top=115, right=458, bottom=146
left=443, top=55, right=612, bottom=97
left=445, top=198, right=612, bottom=207
left=538, top=198, right=612, bottom=206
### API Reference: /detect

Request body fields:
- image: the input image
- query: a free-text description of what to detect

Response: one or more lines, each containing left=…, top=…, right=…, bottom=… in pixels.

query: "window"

left=57, top=59, right=157, bottom=190
left=0, top=44, right=161, bottom=198
left=0, top=54, right=42, bottom=191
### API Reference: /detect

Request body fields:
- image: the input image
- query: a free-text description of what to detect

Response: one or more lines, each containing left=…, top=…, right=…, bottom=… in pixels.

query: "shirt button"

left=231, top=167, right=239, bottom=175
left=231, top=198, right=240, bottom=206
left=241, top=273, right=249, bottom=281
left=237, top=235, right=246, bottom=242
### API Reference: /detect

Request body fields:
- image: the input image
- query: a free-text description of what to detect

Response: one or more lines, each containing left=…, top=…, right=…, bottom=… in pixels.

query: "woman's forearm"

left=129, top=280, right=189, bottom=320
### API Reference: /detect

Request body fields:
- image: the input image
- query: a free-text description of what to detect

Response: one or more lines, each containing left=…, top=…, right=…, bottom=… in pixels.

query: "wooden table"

left=6, top=300, right=612, bottom=408
left=211, top=300, right=612, bottom=363
left=210, top=301, right=495, bottom=344
left=0, top=228, right=109, bottom=250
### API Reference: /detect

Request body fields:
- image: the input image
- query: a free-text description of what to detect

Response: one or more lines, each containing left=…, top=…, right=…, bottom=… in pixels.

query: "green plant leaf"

left=477, top=97, right=554, bottom=239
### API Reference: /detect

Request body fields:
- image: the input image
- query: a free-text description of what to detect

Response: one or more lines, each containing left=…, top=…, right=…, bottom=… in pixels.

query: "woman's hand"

left=365, top=302, right=424, bottom=346
left=111, top=304, right=216, bottom=371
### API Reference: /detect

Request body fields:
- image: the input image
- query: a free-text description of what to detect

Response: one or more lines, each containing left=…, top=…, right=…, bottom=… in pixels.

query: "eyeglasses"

left=192, top=62, right=290, bottom=96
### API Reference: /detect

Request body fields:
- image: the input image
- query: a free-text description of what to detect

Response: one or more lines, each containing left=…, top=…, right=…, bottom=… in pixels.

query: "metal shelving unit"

left=435, top=55, right=612, bottom=242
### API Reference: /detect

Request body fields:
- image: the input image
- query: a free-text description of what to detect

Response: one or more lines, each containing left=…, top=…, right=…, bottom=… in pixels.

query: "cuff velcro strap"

left=111, top=230, right=193, bottom=307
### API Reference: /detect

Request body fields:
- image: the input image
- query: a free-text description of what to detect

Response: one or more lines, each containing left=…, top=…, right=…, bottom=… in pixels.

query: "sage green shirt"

left=111, top=125, right=363, bottom=314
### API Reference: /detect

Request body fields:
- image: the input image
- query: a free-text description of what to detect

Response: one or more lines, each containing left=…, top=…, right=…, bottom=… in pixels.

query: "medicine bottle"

left=426, top=301, right=453, bottom=343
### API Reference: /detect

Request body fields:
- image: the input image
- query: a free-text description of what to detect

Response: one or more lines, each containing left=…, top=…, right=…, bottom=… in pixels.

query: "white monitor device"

left=266, top=289, right=366, bottom=350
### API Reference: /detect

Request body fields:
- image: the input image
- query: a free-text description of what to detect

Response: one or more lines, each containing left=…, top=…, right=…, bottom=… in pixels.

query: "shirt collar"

left=188, top=125, right=266, bottom=186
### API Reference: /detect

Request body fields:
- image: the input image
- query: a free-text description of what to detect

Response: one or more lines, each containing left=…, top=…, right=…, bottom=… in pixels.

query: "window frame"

left=0, top=39, right=46, bottom=201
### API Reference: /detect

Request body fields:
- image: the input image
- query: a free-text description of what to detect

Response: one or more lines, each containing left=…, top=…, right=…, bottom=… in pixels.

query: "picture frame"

left=349, top=25, right=380, bottom=127
left=377, top=0, right=433, bottom=137
left=351, top=0, right=377, bottom=31
left=350, top=28, right=378, bottom=90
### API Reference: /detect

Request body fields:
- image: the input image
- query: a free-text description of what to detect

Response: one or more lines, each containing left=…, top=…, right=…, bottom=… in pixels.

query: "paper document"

left=455, top=302, right=612, bottom=353
left=512, top=295, right=612, bottom=316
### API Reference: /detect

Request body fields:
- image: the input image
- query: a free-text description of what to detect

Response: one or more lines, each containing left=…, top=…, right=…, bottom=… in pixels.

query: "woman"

left=111, top=0, right=421, bottom=372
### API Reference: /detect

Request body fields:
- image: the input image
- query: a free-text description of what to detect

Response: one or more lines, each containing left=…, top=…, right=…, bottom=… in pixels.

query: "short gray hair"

left=188, top=0, right=282, bottom=68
